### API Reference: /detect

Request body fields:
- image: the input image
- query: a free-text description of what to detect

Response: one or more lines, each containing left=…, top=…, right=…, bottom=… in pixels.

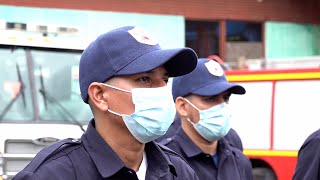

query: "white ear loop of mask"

left=183, top=98, right=200, bottom=126
left=186, top=117, right=196, bottom=126
left=100, top=83, right=132, bottom=116
left=100, top=83, right=131, bottom=93
left=183, top=98, right=201, bottom=111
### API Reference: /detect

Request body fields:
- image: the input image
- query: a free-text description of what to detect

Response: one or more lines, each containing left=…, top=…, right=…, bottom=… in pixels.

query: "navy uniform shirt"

left=156, top=116, right=243, bottom=151
left=13, top=119, right=199, bottom=180
left=293, top=129, right=320, bottom=180
left=161, top=128, right=253, bottom=180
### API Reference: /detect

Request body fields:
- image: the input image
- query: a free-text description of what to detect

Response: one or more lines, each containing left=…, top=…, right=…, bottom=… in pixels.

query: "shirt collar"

left=217, top=137, right=234, bottom=157
left=82, top=119, right=176, bottom=178
left=174, top=127, right=203, bottom=157
left=82, top=119, right=125, bottom=178
left=174, top=126, right=235, bottom=158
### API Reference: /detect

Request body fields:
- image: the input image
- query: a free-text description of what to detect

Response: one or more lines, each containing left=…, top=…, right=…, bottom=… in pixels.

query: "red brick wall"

left=0, top=0, right=319, bottom=24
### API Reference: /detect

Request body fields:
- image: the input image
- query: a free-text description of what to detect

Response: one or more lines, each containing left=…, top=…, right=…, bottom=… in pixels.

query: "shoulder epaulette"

left=158, top=137, right=174, bottom=146
left=27, top=138, right=81, bottom=172
left=157, top=141, right=181, bottom=157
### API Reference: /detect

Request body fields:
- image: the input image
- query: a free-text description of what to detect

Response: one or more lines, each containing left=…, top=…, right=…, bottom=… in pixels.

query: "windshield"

left=0, top=46, right=33, bottom=121
left=0, top=45, right=92, bottom=123
left=31, top=49, right=92, bottom=123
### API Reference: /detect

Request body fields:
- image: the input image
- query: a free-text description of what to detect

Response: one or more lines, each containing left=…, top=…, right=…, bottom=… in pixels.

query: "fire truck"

left=0, top=23, right=92, bottom=179
left=226, top=65, right=320, bottom=180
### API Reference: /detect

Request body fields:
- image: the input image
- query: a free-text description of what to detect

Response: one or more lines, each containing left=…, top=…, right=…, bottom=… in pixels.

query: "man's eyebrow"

left=204, top=94, right=218, bottom=98
left=145, top=69, right=169, bottom=77
left=163, top=72, right=169, bottom=78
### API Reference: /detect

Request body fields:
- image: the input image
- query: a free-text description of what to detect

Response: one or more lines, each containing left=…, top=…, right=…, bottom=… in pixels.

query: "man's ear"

left=175, top=97, right=189, bottom=117
left=88, top=82, right=109, bottom=111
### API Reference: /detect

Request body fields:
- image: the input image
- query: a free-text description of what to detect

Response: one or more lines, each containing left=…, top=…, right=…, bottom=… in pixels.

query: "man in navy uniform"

left=156, top=56, right=244, bottom=152
left=13, top=26, right=200, bottom=180
left=293, top=129, right=320, bottom=180
left=161, top=58, right=253, bottom=180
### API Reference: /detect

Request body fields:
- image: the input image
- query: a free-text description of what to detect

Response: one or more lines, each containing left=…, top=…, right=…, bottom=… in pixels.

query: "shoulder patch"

left=26, top=138, right=82, bottom=173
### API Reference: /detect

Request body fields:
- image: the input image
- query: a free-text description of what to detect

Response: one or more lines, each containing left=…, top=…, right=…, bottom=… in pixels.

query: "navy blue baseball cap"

left=172, top=58, right=246, bottom=100
left=79, top=26, right=198, bottom=103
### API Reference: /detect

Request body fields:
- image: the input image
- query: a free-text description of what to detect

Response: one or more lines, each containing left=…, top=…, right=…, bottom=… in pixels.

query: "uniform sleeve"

left=13, top=171, right=39, bottom=180
left=293, top=137, right=320, bottom=180
left=13, top=155, right=77, bottom=180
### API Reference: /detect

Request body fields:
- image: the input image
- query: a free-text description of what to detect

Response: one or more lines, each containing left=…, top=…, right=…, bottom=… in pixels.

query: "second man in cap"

left=161, top=58, right=253, bottom=180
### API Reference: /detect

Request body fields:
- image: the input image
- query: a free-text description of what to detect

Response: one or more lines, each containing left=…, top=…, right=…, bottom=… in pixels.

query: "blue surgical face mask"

left=184, top=99, right=231, bottom=142
left=100, top=83, right=176, bottom=143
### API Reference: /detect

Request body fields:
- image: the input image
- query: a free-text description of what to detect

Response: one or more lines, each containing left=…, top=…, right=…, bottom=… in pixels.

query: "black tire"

left=253, top=167, right=277, bottom=180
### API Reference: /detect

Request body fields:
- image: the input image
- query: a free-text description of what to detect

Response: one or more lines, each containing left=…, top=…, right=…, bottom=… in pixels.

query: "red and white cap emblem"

left=205, top=60, right=224, bottom=77
left=128, top=27, right=158, bottom=45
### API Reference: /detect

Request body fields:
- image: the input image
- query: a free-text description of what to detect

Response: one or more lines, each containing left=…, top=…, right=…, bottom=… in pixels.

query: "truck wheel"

left=253, top=167, right=277, bottom=180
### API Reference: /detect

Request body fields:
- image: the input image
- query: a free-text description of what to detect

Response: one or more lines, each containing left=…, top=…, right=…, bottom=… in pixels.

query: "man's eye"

left=205, top=96, right=218, bottom=102
left=138, top=77, right=151, bottom=84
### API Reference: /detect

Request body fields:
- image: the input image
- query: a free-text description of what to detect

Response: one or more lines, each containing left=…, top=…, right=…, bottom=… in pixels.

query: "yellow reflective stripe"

left=243, top=150, right=298, bottom=157
left=227, top=72, right=320, bottom=82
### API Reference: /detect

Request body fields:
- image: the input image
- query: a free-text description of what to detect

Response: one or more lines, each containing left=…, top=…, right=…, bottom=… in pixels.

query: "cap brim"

left=192, top=81, right=246, bottom=96
left=115, top=48, right=197, bottom=77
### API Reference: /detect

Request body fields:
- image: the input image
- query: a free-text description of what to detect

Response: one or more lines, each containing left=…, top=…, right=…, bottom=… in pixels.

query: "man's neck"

left=107, top=137, right=145, bottom=171
left=182, top=120, right=218, bottom=155
left=96, top=116, right=145, bottom=171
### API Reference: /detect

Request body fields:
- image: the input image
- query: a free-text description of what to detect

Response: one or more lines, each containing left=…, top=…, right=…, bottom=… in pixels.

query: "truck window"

left=0, top=46, right=33, bottom=122
left=31, top=48, right=92, bottom=123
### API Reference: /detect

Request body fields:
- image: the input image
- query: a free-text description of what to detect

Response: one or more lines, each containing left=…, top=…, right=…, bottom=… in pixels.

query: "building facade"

left=1, top=0, right=319, bottom=67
